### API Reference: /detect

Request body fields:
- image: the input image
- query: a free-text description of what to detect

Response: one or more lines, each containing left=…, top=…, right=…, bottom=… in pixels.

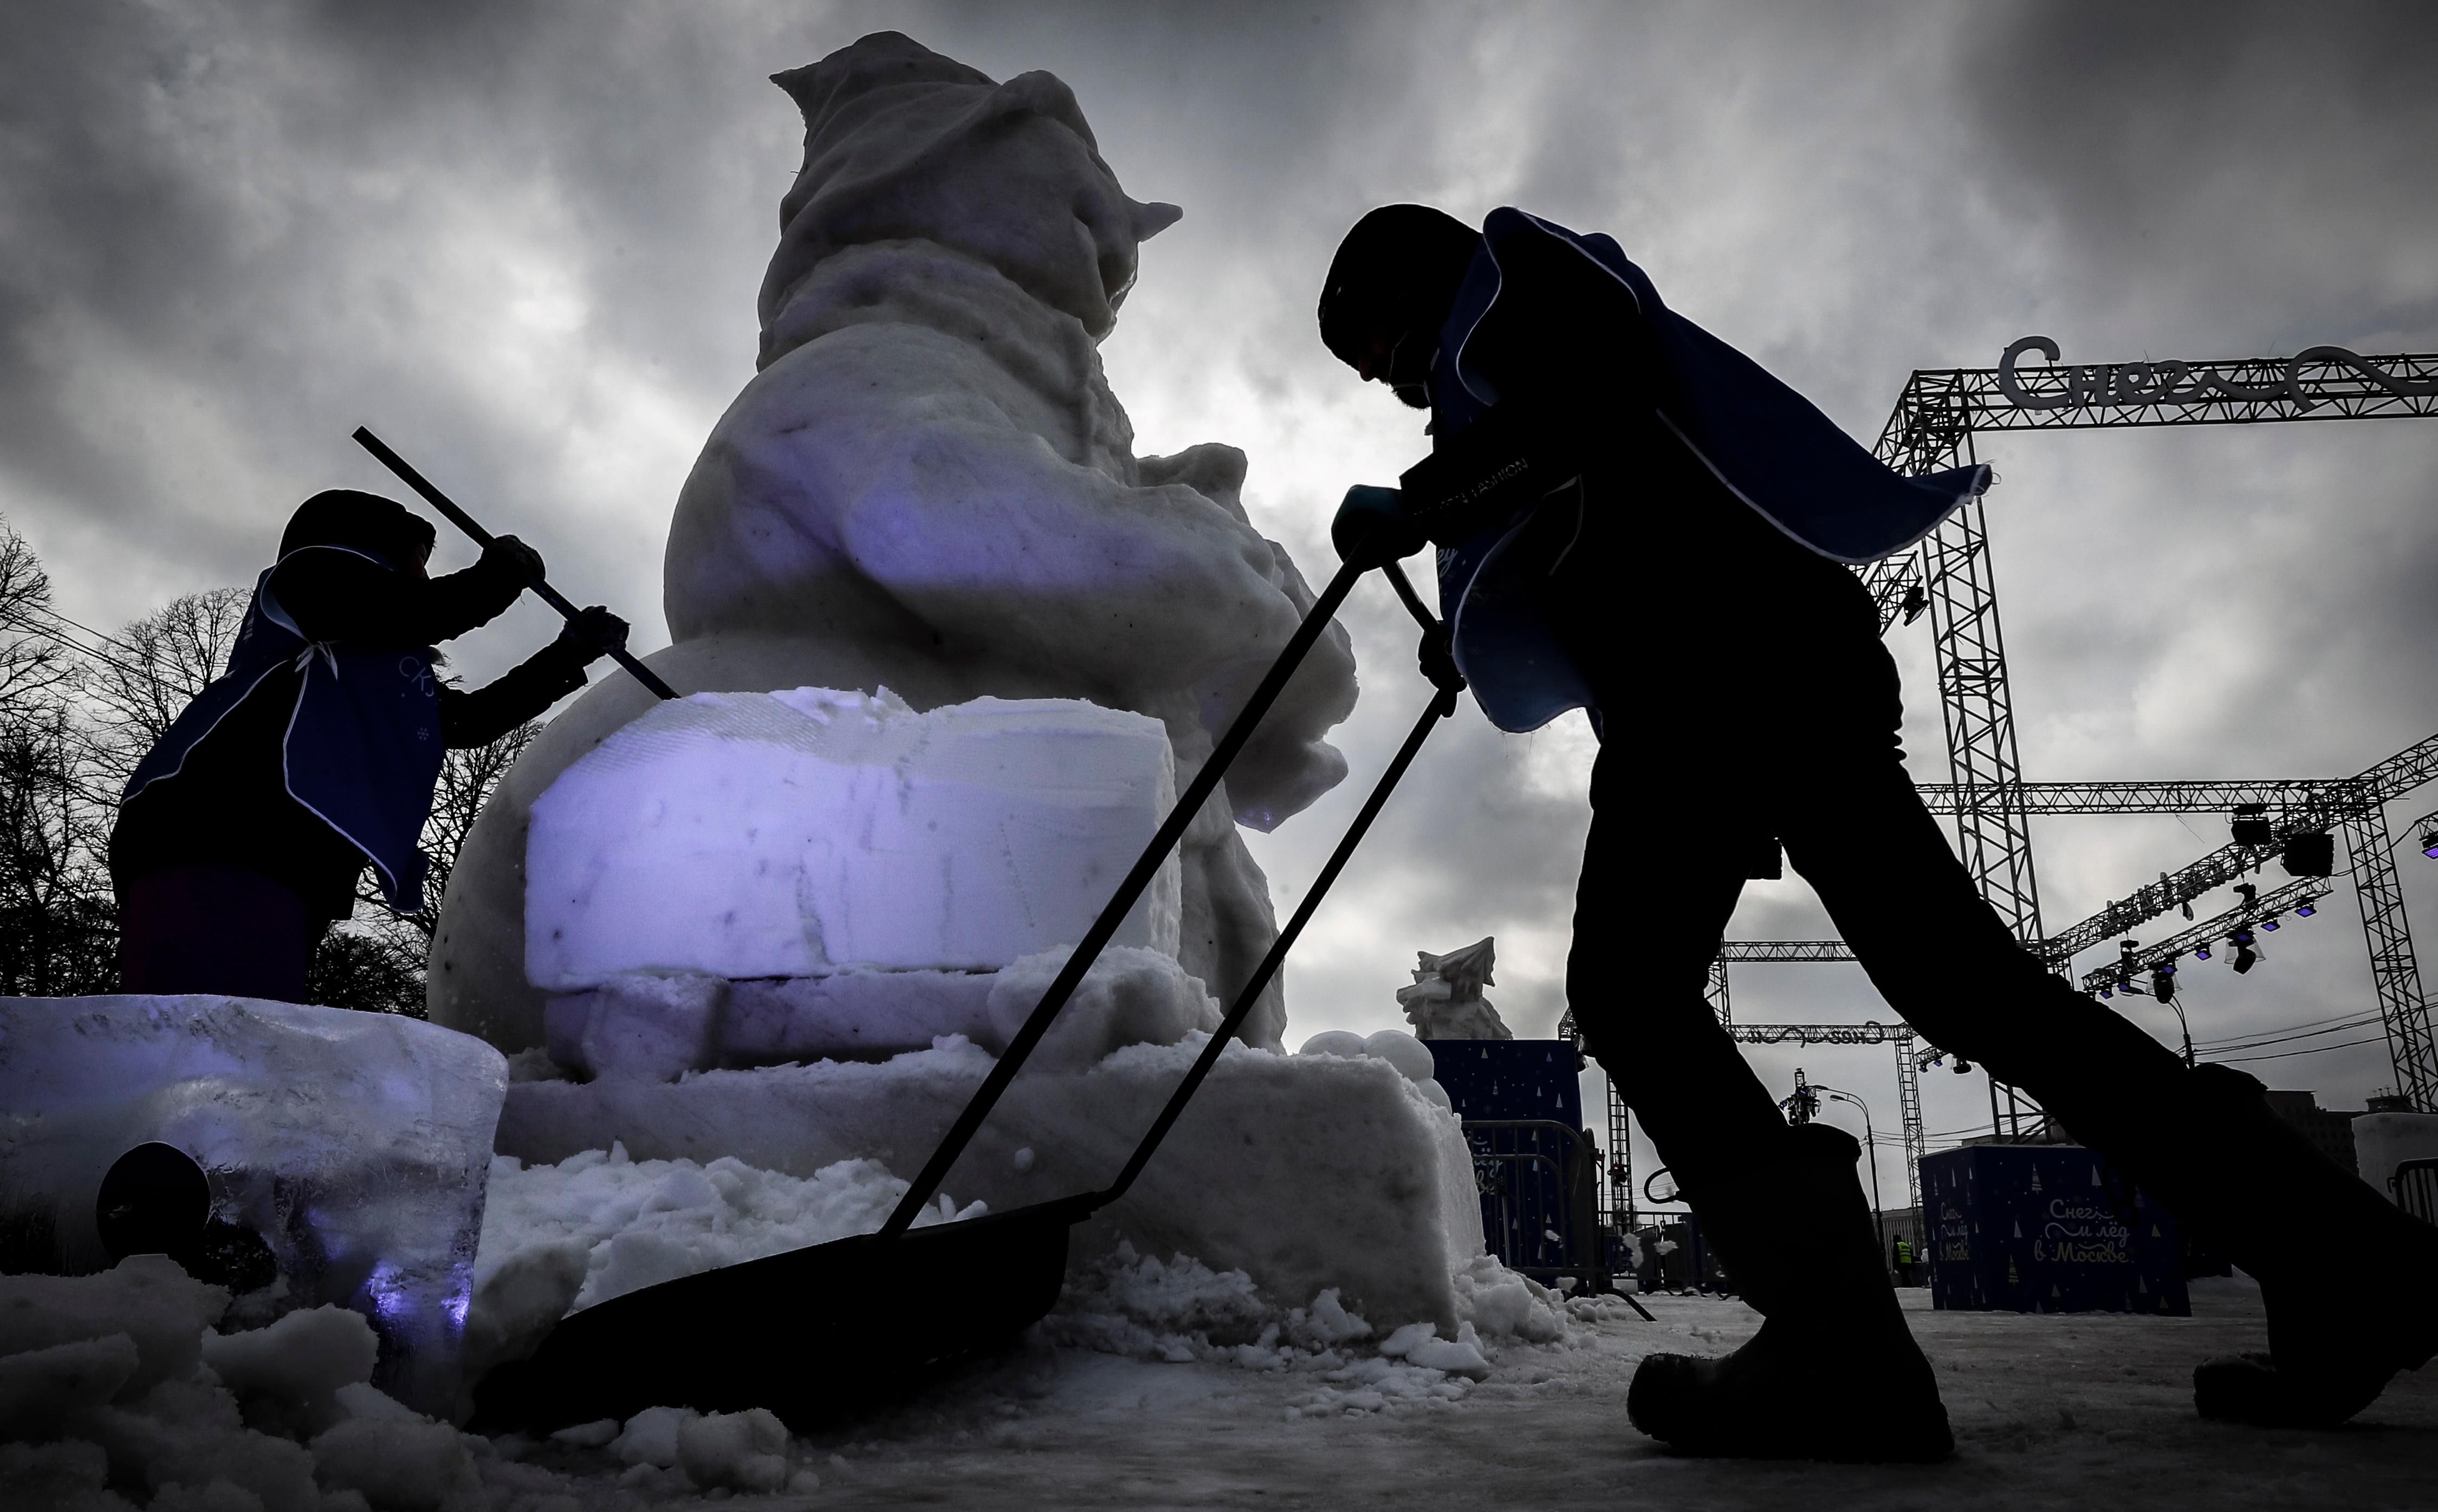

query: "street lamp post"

left=1812, top=1083, right=1886, bottom=1266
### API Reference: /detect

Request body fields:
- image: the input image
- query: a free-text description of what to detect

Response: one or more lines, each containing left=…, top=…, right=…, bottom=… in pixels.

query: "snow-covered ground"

left=557, top=1278, right=2428, bottom=1510
left=15, top=1148, right=2435, bottom=1510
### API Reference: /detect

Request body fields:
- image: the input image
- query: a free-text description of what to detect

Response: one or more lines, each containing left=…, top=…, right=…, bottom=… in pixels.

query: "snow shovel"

left=352, top=426, right=681, bottom=702
left=471, top=555, right=1462, bottom=1433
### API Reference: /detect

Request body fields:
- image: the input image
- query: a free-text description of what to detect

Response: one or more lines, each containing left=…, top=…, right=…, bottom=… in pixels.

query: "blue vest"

left=122, top=547, right=446, bottom=912
left=1432, top=207, right=1991, bottom=734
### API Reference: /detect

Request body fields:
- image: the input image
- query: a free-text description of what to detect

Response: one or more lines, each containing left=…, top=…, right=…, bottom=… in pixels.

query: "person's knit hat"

left=278, top=490, right=436, bottom=569
left=1317, top=204, right=1483, bottom=366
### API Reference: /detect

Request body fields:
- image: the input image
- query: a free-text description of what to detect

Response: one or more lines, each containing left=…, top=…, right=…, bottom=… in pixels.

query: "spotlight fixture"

left=2296, top=903, right=2316, bottom=918
left=1953, top=1056, right=1975, bottom=1074
left=2151, top=966, right=2176, bottom=1004
left=2261, top=917, right=2281, bottom=932
left=2233, top=945, right=2260, bottom=975
left=2098, top=986, right=2113, bottom=998
left=2280, top=832, right=2336, bottom=878
left=2422, top=829, right=2438, bottom=859
left=2195, top=945, right=2213, bottom=961
left=1901, top=585, right=1929, bottom=625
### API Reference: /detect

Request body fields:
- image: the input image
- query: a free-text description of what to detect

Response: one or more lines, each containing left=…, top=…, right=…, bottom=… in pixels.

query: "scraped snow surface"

left=13, top=1258, right=2430, bottom=1510
left=526, top=689, right=1179, bottom=990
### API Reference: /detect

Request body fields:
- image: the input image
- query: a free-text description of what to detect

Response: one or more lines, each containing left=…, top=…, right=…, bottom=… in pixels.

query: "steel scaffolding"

left=1706, top=341, right=2438, bottom=1206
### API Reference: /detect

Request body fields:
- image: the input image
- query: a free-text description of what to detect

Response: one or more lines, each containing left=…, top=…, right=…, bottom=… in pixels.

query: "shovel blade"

left=471, top=1193, right=1092, bottom=1433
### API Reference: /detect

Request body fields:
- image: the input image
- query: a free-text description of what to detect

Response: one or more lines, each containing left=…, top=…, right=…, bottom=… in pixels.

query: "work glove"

left=553, top=606, right=629, bottom=664
left=1331, top=484, right=1428, bottom=569
left=1417, top=619, right=1464, bottom=695
left=482, top=534, right=546, bottom=585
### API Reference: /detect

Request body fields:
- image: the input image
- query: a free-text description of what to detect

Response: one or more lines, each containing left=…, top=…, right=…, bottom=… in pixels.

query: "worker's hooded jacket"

left=1404, top=207, right=1990, bottom=735
left=122, top=548, right=451, bottom=911
left=113, top=495, right=587, bottom=918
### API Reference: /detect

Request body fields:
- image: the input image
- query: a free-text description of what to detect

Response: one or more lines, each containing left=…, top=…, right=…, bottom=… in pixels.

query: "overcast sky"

left=6, top=2, right=2436, bottom=1167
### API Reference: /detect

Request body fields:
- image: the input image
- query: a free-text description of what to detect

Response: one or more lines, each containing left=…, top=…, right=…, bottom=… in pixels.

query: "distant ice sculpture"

left=0, top=995, right=506, bottom=1418
left=1397, top=938, right=1513, bottom=1041
left=431, top=30, right=1355, bottom=1056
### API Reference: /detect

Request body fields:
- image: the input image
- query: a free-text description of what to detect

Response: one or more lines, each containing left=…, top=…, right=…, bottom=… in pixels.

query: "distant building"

left=2261, top=1089, right=2363, bottom=1176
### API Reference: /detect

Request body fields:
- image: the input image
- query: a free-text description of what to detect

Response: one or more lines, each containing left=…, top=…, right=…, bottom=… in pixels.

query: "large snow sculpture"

left=430, top=29, right=1355, bottom=1055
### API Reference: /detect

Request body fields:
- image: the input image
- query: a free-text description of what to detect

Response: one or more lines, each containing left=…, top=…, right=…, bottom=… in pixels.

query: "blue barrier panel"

left=1427, top=1040, right=1583, bottom=1124
left=1922, top=1145, right=2188, bottom=1315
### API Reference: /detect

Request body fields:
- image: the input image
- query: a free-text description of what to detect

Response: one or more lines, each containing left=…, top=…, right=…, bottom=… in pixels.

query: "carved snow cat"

left=430, top=32, right=1354, bottom=1061
left=436, top=34, right=1522, bottom=1425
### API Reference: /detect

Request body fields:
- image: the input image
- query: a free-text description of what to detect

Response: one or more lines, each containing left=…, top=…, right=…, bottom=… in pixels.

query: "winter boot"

left=2157, top=1068, right=2438, bottom=1426
left=1626, top=1122, right=1953, bottom=1462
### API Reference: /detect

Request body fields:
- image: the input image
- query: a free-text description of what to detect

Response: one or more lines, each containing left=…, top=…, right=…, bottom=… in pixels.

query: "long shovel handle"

left=351, top=426, right=681, bottom=702
left=878, top=557, right=1366, bottom=1240
left=1093, top=679, right=1458, bottom=1208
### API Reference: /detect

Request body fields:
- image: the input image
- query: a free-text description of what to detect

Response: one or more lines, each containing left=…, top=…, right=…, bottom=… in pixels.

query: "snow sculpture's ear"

left=1133, top=200, right=1184, bottom=241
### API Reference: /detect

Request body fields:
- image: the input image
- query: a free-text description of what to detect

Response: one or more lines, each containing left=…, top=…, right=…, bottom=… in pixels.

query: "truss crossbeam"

left=2080, top=877, right=2333, bottom=991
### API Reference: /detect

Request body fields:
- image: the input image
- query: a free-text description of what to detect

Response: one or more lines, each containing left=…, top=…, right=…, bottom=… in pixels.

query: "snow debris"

left=1450, top=1253, right=1568, bottom=1344
left=601, top=1403, right=807, bottom=1494
left=466, top=1141, right=982, bottom=1374
left=1047, top=1241, right=1577, bottom=1420
left=0, top=1257, right=608, bottom=1512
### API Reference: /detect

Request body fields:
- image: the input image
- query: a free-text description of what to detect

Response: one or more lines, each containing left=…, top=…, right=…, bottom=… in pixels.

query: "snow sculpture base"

left=0, top=996, right=506, bottom=1417
left=497, top=1039, right=1484, bottom=1330
left=527, top=689, right=1179, bottom=990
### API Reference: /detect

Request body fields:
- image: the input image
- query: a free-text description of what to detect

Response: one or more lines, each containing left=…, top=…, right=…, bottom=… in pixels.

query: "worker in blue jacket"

left=1318, top=204, right=2436, bottom=1458
left=111, top=489, right=627, bottom=1003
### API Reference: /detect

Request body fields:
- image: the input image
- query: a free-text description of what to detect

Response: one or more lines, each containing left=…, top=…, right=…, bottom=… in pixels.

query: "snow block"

left=525, top=689, right=1181, bottom=990
left=0, top=996, right=506, bottom=1416
left=495, top=1036, right=1486, bottom=1331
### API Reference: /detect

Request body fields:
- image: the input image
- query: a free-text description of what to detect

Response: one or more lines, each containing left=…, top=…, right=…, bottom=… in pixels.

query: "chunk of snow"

left=0, top=996, right=505, bottom=1417
left=526, top=690, right=1180, bottom=989
left=676, top=1407, right=791, bottom=1492
left=497, top=1033, right=1483, bottom=1331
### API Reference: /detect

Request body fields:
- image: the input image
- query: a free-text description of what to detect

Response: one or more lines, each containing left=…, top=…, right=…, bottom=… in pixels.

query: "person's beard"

left=1392, top=381, right=1430, bottom=410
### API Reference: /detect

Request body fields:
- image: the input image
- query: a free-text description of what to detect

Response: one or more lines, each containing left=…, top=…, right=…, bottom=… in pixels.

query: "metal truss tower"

left=1852, top=342, right=2438, bottom=1108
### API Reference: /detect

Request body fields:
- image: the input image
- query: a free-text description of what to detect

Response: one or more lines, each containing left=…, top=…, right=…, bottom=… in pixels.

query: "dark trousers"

left=116, top=864, right=323, bottom=1002
left=1564, top=564, right=2191, bottom=1204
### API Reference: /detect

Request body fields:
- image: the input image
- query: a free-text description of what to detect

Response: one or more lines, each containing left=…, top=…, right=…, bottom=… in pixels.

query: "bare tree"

left=0, top=521, right=117, bottom=994
left=0, top=523, right=76, bottom=716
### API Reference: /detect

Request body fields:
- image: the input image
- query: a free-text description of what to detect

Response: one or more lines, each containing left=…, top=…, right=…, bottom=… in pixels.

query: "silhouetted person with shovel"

left=1318, top=204, right=2437, bottom=1459
left=112, top=489, right=628, bottom=1003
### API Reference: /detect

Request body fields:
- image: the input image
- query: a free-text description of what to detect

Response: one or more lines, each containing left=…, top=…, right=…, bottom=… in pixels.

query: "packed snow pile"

left=0, top=995, right=505, bottom=1418
left=527, top=688, right=1179, bottom=989
left=497, top=1027, right=1488, bottom=1331
left=430, top=29, right=1356, bottom=1057
left=1046, top=1242, right=1570, bottom=1419
left=0, top=1257, right=829, bottom=1509
left=1, top=1257, right=478, bottom=1512
left=462, top=1144, right=987, bottom=1378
